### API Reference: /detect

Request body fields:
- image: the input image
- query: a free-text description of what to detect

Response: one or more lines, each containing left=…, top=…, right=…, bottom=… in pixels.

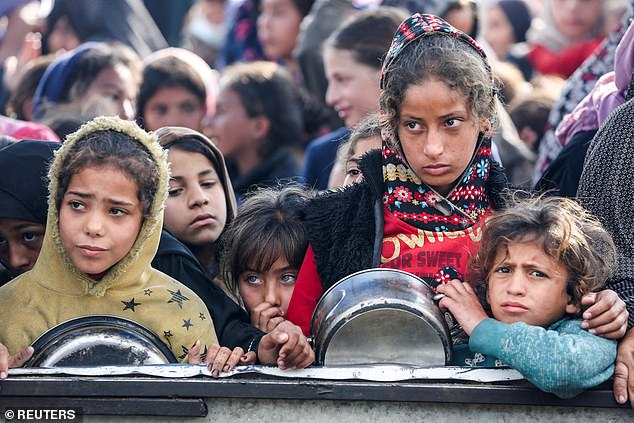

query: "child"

left=0, top=140, right=60, bottom=285
left=328, top=114, right=382, bottom=188
left=137, top=48, right=217, bottom=133
left=286, top=13, right=627, bottom=343
left=155, top=127, right=314, bottom=369
left=208, top=61, right=303, bottom=199
left=437, top=196, right=618, bottom=398
left=0, top=116, right=233, bottom=367
left=256, top=0, right=314, bottom=73
left=221, top=186, right=312, bottom=335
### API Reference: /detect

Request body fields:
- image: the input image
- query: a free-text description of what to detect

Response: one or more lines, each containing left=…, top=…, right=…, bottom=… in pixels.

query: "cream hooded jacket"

left=0, top=117, right=217, bottom=361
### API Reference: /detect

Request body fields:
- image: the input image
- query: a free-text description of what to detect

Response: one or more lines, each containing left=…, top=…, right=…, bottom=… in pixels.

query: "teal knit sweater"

left=452, top=317, right=617, bottom=398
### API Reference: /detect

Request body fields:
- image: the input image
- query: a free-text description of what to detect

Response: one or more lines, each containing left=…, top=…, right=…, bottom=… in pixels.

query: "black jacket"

left=302, top=149, right=510, bottom=291
left=152, top=230, right=264, bottom=351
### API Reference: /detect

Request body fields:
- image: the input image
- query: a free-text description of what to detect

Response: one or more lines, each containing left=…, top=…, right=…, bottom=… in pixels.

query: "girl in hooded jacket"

left=0, top=116, right=243, bottom=372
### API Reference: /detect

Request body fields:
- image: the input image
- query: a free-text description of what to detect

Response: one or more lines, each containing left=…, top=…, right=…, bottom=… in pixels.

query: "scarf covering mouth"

left=380, top=14, right=493, bottom=232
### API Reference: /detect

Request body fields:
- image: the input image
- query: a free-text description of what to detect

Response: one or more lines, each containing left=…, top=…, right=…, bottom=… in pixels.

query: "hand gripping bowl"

left=25, top=315, right=177, bottom=367
left=310, top=268, right=451, bottom=366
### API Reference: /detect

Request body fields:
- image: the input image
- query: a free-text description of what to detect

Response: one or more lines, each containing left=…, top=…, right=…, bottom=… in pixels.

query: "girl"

left=155, top=127, right=314, bottom=369
left=209, top=61, right=303, bottom=199
left=329, top=114, right=382, bottom=188
left=256, top=0, right=314, bottom=73
left=526, top=0, right=615, bottom=78
left=32, top=42, right=141, bottom=122
left=437, top=196, right=617, bottom=398
left=221, top=186, right=312, bottom=335
left=286, top=14, right=627, bottom=342
left=0, top=116, right=232, bottom=367
left=302, top=7, right=407, bottom=190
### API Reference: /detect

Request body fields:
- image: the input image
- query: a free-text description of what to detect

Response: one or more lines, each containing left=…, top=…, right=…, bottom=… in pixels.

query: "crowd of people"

left=0, top=0, right=633, bottom=408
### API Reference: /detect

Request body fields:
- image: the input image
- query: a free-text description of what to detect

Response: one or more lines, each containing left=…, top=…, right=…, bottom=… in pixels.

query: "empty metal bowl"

left=26, top=315, right=177, bottom=367
left=310, top=268, right=451, bottom=367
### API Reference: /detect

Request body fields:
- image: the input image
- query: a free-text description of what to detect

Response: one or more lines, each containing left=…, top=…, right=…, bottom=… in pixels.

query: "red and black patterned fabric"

left=380, top=14, right=493, bottom=232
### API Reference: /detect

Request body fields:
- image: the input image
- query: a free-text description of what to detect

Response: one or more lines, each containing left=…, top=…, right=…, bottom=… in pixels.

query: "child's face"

left=209, top=87, right=261, bottom=159
left=0, top=218, right=45, bottom=276
left=552, top=0, right=601, bottom=41
left=323, top=47, right=381, bottom=128
left=59, top=165, right=143, bottom=276
left=257, top=0, right=303, bottom=60
left=343, top=135, right=382, bottom=186
left=87, top=64, right=138, bottom=121
left=142, top=86, right=206, bottom=132
left=164, top=149, right=227, bottom=247
left=484, top=4, right=516, bottom=58
left=486, top=239, right=580, bottom=327
left=397, top=78, right=485, bottom=196
left=238, top=255, right=297, bottom=318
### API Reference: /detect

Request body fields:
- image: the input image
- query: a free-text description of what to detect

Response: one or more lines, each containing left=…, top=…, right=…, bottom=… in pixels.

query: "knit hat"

left=497, top=0, right=531, bottom=43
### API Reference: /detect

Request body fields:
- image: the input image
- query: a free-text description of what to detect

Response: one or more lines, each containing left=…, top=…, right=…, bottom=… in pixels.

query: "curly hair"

left=471, top=195, right=616, bottom=309
left=379, top=33, right=498, bottom=151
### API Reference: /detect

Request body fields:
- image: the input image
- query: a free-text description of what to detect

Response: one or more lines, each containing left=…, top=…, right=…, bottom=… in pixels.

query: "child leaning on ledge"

left=437, top=196, right=618, bottom=398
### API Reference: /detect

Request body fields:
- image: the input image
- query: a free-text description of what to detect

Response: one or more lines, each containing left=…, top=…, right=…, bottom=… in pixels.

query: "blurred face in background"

left=323, top=46, right=381, bottom=128
left=257, top=0, right=303, bottom=60
left=85, top=64, right=138, bottom=120
left=484, top=4, right=516, bottom=59
left=47, top=16, right=80, bottom=53
left=142, top=86, right=206, bottom=131
left=552, top=0, right=602, bottom=41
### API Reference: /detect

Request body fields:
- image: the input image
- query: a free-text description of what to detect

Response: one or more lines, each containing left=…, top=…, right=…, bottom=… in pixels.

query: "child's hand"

left=257, top=320, right=314, bottom=369
left=187, top=340, right=252, bottom=377
left=436, top=279, right=488, bottom=336
left=614, top=328, right=634, bottom=407
left=250, top=301, right=286, bottom=333
left=0, top=343, right=33, bottom=379
left=581, top=290, right=628, bottom=339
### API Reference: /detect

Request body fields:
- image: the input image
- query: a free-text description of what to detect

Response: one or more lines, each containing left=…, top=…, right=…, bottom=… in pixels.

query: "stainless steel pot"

left=26, top=315, right=177, bottom=367
left=310, top=268, right=451, bottom=366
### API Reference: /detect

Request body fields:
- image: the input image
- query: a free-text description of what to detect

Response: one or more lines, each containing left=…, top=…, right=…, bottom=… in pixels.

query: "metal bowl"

left=310, top=268, right=451, bottom=366
left=25, top=315, right=177, bottom=367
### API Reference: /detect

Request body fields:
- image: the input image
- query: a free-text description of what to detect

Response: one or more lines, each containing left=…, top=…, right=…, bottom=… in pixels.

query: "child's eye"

left=445, top=118, right=463, bottom=128
left=246, top=275, right=262, bottom=285
left=404, top=121, right=420, bottom=130
left=110, top=208, right=128, bottom=216
left=168, top=187, right=184, bottom=197
left=200, top=180, right=217, bottom=189
left=529, top=270, right=547, bottom=278
left=346, top=167, right=361, bottom=177
left=280, top=273, right=297, bottom=285
left=68, top=200, right=84, bottom=210
left=22, top=232, right=41, bottom=242
left=494, top=266, right=510, bottom=273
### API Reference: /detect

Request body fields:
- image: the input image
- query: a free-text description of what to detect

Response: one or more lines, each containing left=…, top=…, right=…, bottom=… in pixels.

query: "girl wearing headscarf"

left=285, top=13, right=628, bottom=345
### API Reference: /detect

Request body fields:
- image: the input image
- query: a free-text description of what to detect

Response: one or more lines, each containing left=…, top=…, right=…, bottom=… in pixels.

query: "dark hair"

left=63, top=42, right=141, bottom=103
left=6, top=55, right=56, bottom=120
left=55, top=129, right=158, bottom=218
left=136, top=56, right=207, bottom=125
left=221, top=186, right=312, bottom=299
left=472, top=195, right=616, bottom=309
left=290, top=0, right=314, bottom=17
left=379, top=33, right=498, bottom=150
left=220, top=61, right=303, bottom=158
left=509, top=93, right=554, bottom=153
left=326, top=7, right=408, bottom=70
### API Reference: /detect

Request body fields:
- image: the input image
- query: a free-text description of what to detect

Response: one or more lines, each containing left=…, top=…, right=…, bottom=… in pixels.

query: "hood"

left=29, top=116, right=169, bottom=297
left=155, top=126, right=237, bottom=222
